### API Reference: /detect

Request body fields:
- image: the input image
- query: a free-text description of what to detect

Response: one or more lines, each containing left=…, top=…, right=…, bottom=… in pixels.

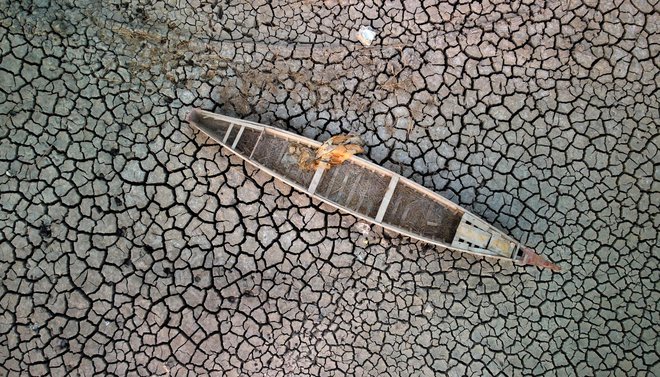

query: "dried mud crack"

left=0, top=0, right=658, bottom=376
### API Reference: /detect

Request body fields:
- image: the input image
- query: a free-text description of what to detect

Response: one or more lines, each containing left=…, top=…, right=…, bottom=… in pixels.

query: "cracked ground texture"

left=0, top=0, right=658, bottom=375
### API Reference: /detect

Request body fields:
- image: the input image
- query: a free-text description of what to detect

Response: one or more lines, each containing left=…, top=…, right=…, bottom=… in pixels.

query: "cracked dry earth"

left=0, top=0, right=658, bottom=376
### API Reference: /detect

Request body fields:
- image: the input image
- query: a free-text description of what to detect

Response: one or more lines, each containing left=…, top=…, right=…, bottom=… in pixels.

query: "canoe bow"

left=519, top=246, right=561, bottom=271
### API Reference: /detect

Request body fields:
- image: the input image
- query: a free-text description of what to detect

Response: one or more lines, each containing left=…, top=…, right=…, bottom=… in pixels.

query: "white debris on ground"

left=356, top=26, right=377, bottom=46
left=354, top=221, right=371, bottom=236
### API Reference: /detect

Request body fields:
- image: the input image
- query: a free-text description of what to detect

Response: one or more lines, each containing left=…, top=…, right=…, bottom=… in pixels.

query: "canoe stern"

left=518, top=246, right=561, bottom=271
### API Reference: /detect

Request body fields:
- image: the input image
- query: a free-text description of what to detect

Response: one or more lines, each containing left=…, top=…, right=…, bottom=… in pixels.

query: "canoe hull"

left=188, top=109, right=560, bottom=271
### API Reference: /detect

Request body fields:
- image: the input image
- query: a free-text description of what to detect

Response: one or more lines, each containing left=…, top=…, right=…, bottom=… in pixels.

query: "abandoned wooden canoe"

left=187, top=108, right=561, bottom=271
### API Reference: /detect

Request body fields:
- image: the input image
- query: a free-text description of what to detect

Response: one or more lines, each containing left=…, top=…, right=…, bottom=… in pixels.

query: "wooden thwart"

left=307, top=166, right=325, bottom=194
left=231, top=125, right=245, bottom=149
left=222, top=123, right=234, bottom=144
left=375, top=175, right=399, bottom=223
left=248, top=130, right=265, bottom=159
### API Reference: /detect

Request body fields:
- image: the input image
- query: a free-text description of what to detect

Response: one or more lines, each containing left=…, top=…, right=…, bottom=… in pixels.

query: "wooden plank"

left=375, top=175, right=399, bottom=223
left=487, top=234, right=515, bottom=257
left=248, top=130, right=265, bottom=159
left=231, top=125, right=245, bottom=149
left=307, top=166, right=325, bottom=194
left=195, top=110, right=264, bottom=131
left=222, top=123, right=234, bottom=144
left=454, top=221, right=491, bottom=248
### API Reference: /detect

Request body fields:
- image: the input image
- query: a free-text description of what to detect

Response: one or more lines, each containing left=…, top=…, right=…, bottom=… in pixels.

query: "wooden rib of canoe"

left=188, top=109, right=561, bottom=271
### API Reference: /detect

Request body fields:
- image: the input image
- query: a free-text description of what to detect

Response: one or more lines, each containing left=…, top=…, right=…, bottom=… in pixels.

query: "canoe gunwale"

left=188, top=108, right=561, bottom=269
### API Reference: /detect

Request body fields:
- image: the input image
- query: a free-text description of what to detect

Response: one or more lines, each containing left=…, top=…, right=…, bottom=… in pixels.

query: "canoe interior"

left=189, top=111, right=233, bottom=143
left=235, top=128, right=261, bottom=156
left=190, top=109, right=517, bottom=258
left=382, top=181, right=463, bottom=244
left=315, top=160, right=390, bottom=220
left=251, top=132, right=317, bottom=187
